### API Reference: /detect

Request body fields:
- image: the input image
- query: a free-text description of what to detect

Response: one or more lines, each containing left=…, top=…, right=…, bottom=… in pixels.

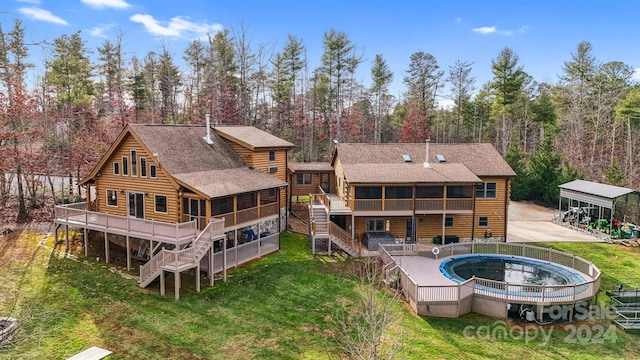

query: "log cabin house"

left=53, top=122, right=294, bottom=299
left=304, top=142, right=516, bottom=256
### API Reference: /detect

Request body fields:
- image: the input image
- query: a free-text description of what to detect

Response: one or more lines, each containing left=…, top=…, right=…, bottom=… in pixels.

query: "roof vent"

left=436, top=154, right=446, bottom=163
left=402, top=154, right=412, bottom=163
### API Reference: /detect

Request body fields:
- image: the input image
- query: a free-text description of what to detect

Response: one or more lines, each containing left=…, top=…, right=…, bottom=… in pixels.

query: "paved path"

left=507, top=201, right=604, bottom=243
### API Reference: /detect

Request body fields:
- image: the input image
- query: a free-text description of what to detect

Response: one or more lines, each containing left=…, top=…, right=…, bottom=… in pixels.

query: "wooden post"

left=209, top=246, right=214, bottom=286
left=175, top=271, right=180, bottom=301
left=196, top=265, right=200, bottom=293
left=104, top=232, right=109, bottom=263
left=84, top=228, right=88, bottom=257
left=160, top=270, right=165, bottom=296
left=223, top=236, right=227, bottom=282
left=65, top=225, right=69, bottom=252
left=126, top=236, right=131, bottom=271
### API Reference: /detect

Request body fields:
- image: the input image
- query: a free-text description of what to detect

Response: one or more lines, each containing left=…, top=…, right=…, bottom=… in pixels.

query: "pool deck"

left=394, top=256, right=458, bottom=286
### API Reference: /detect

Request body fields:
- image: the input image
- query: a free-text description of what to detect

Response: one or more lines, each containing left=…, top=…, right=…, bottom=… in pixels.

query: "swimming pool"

left=440, top=254, right=586, bottom=286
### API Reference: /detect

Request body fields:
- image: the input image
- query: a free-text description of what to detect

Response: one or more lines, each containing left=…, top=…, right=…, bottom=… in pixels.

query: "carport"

left=558, top=180, right=640, bottom=226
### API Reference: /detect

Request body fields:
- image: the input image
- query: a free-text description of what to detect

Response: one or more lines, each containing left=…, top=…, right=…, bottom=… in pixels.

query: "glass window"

left=107, top=190, right=117, bottom=206
left=446, top=186, right=472, bottom=198
left=355, top=186, right=382, bottom=199
left=113, top=162, right=120, bottom=175
left=212, top=196, right=234, bottom=215
left=140, top=158, right=147, bottom=177
left=131, top=150, right=137, bottom=176
left=122, top=156, right=128, bottom=175
left=416, top=186, right=443, bottom=198
left=155, top=195, right=167, bottom=213
left=296, top=173, right=312, bottom=185
left=366, top=219, right=384, bottom=231
left=445, top=217, right=454, bottom=227
left=237, top=192, right=257, bottom=210
left=150, top=164, right=157, bottom=178
left=476, top=182, right=497, bottom=199
left=269, top=150, right=276, bottom=161
left=479, top=216, right=489, bottom=227
left=385, top=186, right=413, bottom=199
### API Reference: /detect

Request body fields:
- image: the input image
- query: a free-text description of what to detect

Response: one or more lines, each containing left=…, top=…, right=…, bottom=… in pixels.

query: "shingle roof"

left=130, top=124, right=245, bottom=174
left=335, top=143, right=515, bottom=180
left=288, top=162, right=334, bottom=172
left=559, top=180, right=635, bottom=199
left=173, top=168, right=287, bottom=198
left=342, top=163, right=481, bottom=183
left=129, top=124, right=286, bottom=198
left=214, top=126, right=295, bottom=149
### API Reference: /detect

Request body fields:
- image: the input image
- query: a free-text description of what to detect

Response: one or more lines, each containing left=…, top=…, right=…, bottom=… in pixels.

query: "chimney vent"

left=203, top=113, right=213, bottom=144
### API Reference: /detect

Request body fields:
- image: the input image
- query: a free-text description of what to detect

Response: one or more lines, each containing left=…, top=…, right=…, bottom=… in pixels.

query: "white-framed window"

left=150, top=164, right=157, bottom=179
left=122, top=156, right=129, bottom=176
left=130, top=150, right=137, bottom=176
left=155, top=195, right=168, bottom=213
left=445, top=217, right=454, bottom=227
left=107, top=189, right=118, bottom=207
left=140, top=158, right=147, bottom=177
left=269, top=150, right=276, bottom=162
left=113, top=161, right=120, bottom=175
left=366, top=219, right=384, bottom=232
left=475, top=182, right=497, bottom=199
left=268, top=166, right=278, bottom=173
left=479, top=216, right=489, bottom=227
left=296, top=173, right=312, bottom=185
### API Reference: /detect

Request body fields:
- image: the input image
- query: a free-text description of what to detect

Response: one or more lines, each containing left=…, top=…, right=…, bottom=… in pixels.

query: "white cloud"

left=437, top=99, right=455, bottom=110
left=89, top=24, right=115, bottom=38
left=472, top=25, right=527, bottom=36
left=472, top=26, right=496, bottom=34
left=130, top=14, right=223, bottom=38
left=81, top=0, right=131, bottom=9
left=455, top=17, right=462, bottom=23
left=633, top=68, right=640, bottom=81
left=18, top=7, right=68, bottom=25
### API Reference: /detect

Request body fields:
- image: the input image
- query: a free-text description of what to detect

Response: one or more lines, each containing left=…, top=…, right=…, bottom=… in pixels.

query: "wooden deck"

left=54, top=203, right=198, bottom=246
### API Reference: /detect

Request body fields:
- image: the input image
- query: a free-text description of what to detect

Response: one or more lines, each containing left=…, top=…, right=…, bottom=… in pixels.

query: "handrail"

left=139, top=218, right=225, bottom=285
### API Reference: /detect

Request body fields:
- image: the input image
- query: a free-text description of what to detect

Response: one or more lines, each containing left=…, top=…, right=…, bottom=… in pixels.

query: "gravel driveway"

left=507, top=201, right=603, bottom=243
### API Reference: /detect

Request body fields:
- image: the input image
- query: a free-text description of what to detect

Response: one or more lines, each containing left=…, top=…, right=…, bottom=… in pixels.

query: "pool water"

left=440, top=255, right=586, bottom=286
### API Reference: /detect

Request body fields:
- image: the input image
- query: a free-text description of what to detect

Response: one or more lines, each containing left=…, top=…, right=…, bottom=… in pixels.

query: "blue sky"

left=4, top=0, right=640, bottom=100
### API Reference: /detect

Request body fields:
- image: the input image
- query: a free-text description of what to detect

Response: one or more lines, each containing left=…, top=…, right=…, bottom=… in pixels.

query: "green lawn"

left=1, top=232, right=640, bottom=359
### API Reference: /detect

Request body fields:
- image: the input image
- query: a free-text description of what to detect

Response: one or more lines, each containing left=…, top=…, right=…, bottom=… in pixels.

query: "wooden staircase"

left=310, top=203, right=361, bottom=256
left=139, top=220, right=225, bottom=288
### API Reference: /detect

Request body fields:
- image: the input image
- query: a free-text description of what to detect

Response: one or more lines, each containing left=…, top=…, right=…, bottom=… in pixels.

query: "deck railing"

left=55, top=202, right=197, bottom=242
left=380, top=242, right=601, bottom=307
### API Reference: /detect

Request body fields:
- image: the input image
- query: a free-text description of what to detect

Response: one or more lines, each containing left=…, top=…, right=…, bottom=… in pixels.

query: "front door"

left=406, top=218, right=414, bottom=243
left=128, top=192, right=144, bottom=219
left=320, top=173, right=330, bottom=193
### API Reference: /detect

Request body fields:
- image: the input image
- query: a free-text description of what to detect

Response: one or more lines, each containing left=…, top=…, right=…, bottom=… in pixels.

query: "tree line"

left=1, top=18, right=638, bottom=221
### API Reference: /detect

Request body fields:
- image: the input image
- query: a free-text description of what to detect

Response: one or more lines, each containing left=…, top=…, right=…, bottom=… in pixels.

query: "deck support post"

left=328, top=238, right=332, bottom=256
left=175, top=271, right=180, bottom=301
left=160, top=270, right=165, bottom=295
left=126, top=236, right=131, bottom=271
left=196, top=264, right=200, bottom=293
left=54, top=225, right=59, bottom=244
left=104, top=232, right=110, bottom=264
left=209, top=246, right=214, bottom=286
left=65, top=225, right=69, bottom=252
left=84, top=228, right=88, bottom=257
left=223, top=236, right=227, bottom=282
